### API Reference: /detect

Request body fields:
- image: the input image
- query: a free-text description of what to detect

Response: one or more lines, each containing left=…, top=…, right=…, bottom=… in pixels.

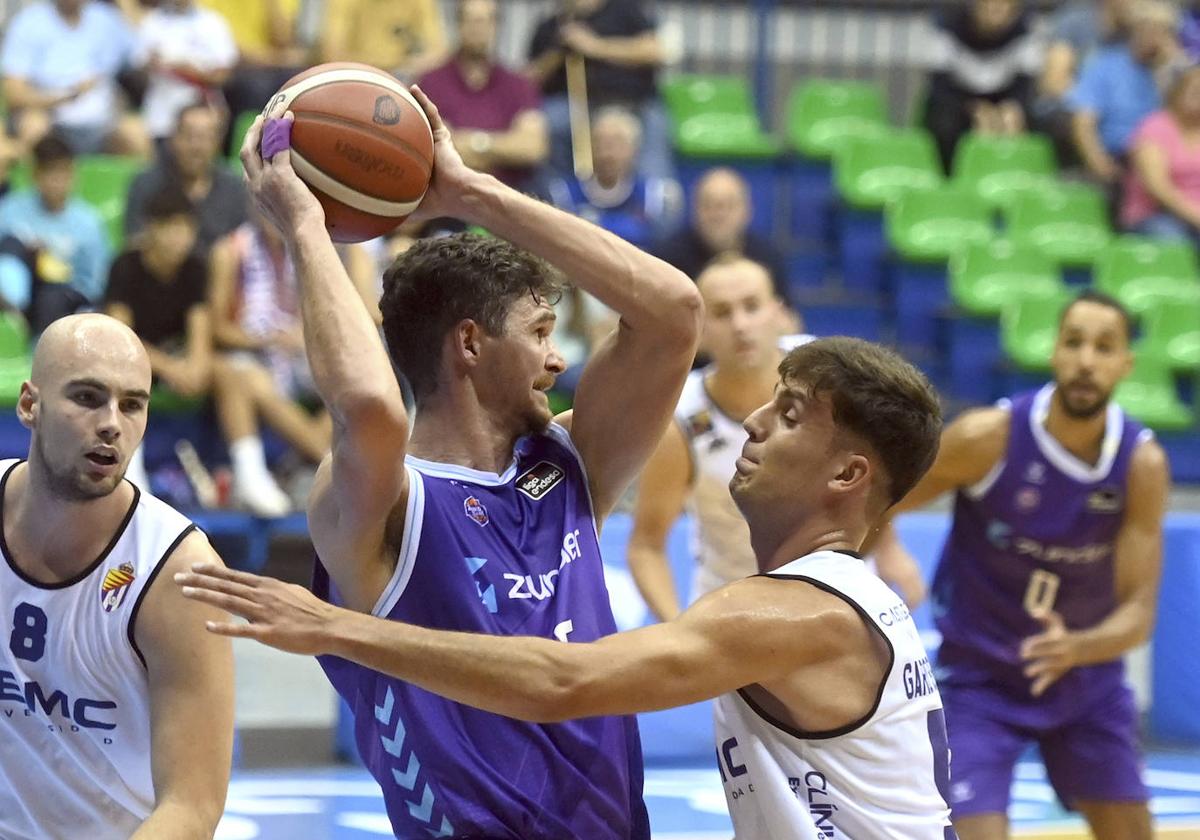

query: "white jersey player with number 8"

left=0, top=315, right=233, bottom=840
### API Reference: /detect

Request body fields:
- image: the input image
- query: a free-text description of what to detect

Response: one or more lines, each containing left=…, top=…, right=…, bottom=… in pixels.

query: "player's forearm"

left=287, top=216, right=407, bottom=424
left=131, top=800, right=222, bottom=840
left=626, top=545, right=681, bottom=622
left=455, top=172, right=701, bottom=347
left=3, top=78, right=69, bottom=110
left=328, top=609, right=609, bottom=722
left=1072, top=596, right=1156, bottom=665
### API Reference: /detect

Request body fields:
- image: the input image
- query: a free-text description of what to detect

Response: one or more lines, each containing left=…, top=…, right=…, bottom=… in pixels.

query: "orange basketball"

left=264, top=62, right=434, bottom=243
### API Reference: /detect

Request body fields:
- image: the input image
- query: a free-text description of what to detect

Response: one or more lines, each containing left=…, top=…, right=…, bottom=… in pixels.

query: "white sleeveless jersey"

left=714, top=551, right=955, bottom=840
left=675, top=335, right=814, bottom=596
left=0, top=460, right=197, bottom=840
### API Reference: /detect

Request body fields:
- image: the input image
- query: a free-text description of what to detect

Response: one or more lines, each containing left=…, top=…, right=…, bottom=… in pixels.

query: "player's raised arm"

left=408, top=87, right=703, bottom=520
left=240, top=115, right=410, bottom=611
left=132, top=533, right=234, bottom=839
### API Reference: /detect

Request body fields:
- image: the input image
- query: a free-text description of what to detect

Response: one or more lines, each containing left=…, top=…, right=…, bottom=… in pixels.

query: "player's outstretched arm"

left=1020, top=438, right=1169, bottom=696
left=177, top=564, right=861, bottom=722
left=407, top=87, right=703, bottom=520
left=241, top=114, right=410, bottom=611
left=627, top=423, right=691, bottom=622
left=132, top=532, right=234, bottom=839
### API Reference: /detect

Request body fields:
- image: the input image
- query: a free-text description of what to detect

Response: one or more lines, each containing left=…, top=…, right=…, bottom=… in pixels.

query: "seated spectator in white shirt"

left=134, top=0, right=238, bottom=143
left=1, top=0, right=149, bottom=156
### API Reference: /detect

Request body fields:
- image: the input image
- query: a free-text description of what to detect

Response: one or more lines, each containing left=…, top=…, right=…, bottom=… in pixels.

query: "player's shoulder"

left=1129, top=433, right=1170, bottom=486
left=944, top=404, right=1011, bottom=449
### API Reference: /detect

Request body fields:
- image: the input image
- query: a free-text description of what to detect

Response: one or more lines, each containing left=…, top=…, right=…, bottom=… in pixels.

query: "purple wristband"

left=261, top=118, right=292, bottom=159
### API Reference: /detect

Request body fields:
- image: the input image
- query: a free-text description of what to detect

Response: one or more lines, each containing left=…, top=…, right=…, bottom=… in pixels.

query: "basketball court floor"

left=218, top=750, right=1200, bottom=839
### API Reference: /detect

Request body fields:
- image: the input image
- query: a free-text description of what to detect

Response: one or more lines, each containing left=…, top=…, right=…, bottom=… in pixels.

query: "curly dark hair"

left=380, top=233, right=563, bottom=403
left=779, top=337, right=943, bottom=507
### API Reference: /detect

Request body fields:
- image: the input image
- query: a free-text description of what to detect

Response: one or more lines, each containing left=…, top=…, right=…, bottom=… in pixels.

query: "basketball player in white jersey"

left=630, top=256, right=926, bottom=619
left=0, top=314, right=233, bottom=839
left=178, top=336, right=955, bottom=839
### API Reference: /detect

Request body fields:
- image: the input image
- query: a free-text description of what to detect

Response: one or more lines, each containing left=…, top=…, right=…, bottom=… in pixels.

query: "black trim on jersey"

left=0, top=459, right=142, bottom=589
left=127, top=524, right=198, bottom=670
left=701, top=375, right=751, bottom=428
left=735, top=573, right=895, bottom=741
left=833, top=549, right=863, bottom=559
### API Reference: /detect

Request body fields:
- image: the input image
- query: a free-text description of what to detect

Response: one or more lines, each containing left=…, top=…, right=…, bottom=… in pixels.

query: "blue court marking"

left=215, top=751, right=1200, bottom=839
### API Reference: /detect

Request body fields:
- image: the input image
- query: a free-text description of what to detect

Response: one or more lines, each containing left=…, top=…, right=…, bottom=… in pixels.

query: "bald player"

left=629, top=256, right=925, bottom=620
left=0, top=314, right=233, bottom=839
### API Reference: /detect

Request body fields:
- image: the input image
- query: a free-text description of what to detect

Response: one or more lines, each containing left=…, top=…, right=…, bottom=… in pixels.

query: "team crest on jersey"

left=1015, top=487, right=1040, bottom=512
left=686, top=410, right=713, bottom=439
left=100, top=562, right=136, bottom=613
left=463, top=495, right=489, bottom=526
left=1023, top=462, right=1046, bottom=484
left=517, top=461, right=565, bottom=500
left=1087, top=486, right=1122, bottom=513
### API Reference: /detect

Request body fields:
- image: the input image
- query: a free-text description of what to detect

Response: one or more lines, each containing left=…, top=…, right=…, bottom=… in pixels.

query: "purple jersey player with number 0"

left=875, top=290, right=1169, bottom=840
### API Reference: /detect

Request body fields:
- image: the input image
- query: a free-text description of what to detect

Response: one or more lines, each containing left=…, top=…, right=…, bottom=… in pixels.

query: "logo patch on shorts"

left=100, top=562, right=136, bottom=613
left=517, top=461, right=565, bottom=500
left=463, top=495, right=489, bottom=526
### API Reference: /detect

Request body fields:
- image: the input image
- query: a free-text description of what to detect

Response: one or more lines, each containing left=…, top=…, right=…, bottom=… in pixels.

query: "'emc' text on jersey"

left=0, top=460, right=197, bottom=839
left=714, top=551, right=956, bottom=839
left=933, top=385, right=1151, bottom=702
left=313, top=424, right=649, bottom=840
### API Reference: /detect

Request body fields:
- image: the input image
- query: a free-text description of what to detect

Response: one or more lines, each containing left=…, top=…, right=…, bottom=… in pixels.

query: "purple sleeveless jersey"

left=312, top=424, right=650, bottom=839
left=932, top=385, right=1150, bottom=709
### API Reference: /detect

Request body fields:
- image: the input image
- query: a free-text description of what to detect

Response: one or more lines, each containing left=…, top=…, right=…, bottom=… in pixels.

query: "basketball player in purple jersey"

left=236, top=85, right=701, bottom=838
left=872, top=290, right=1169, bottom=840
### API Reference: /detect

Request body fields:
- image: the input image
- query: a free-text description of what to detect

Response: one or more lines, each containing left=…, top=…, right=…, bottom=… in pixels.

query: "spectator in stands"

left=125, top=103, right=247, bottom=253
left=0, top=133, right=108, bottom=333
left=132, top=0, right=239, bottom=144
left=1067, top=0, right=1179, bottom=186
left=201, top=0, right=308, bottom=116
left=527, top=0, right=671, bottom=180
left=655, top=167, right=788, bottom=297
left=1121, top=64, right=1200, bottom=244
left=319, top=0, right=446, bottom=80
left=919, top=0, right=1043, bottom=173
left=548, top=106, right=681, bottom=250
left=1034, top=0, right=1130, bottom=163
left=1, top=0, right=149, bottom=156
left=209, top=211, right=384, bottom=517
left=417, top=0, right=548, bottom=192
left=104, top=185, right=211, bottom=398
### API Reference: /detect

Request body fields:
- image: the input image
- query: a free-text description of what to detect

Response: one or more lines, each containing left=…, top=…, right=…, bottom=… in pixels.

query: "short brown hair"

left=380, top=233, right=563, bottom=403
left=779, top=337, right=942, bottom=507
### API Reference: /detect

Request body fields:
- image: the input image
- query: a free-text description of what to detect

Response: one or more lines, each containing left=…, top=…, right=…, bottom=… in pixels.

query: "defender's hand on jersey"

left=1020, top=609, right=1079, bottom=697
left=240, top=112, right=327, bottom=238
left=406, top=85, right=482, bottom=226
left=175, top=563, right=341, bottom=657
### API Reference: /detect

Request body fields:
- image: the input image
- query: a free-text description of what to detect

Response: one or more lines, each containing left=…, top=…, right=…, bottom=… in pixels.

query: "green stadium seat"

left=0, top=311, right=29, bottom=359
left=0, top=355, right=31, bottom=408
left=1114, top=356, right=1195, bottom=431
left=8, top=160, right=31, bottom=191
left=952, top=133, right=1057, bottom=210
left=75, top=155, right=142, bottom=251
left=1138, top=300, right=1200, bottom=371
left=886, top=186, right=992, bottom=263
left=1006, top=183, right=1111, bottom=267
left=149, top=385, right=206, bottom=416
left=786, top=79, right=888, bottom=159
left=229, top=109, right=258, bottom=162
left=662, top=74, right=780, bottom=159
left=1094, top=236, right=1200, bottom=316
left=834, top=129, right=942, bottom=211
left=1000, top=286, right=1075, bottom=371
left=949, top=238, right=1063, bottom=317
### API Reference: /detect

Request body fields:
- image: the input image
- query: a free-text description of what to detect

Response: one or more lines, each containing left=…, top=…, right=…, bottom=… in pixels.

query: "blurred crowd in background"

left=0, top=0, right=1198, bottom=516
